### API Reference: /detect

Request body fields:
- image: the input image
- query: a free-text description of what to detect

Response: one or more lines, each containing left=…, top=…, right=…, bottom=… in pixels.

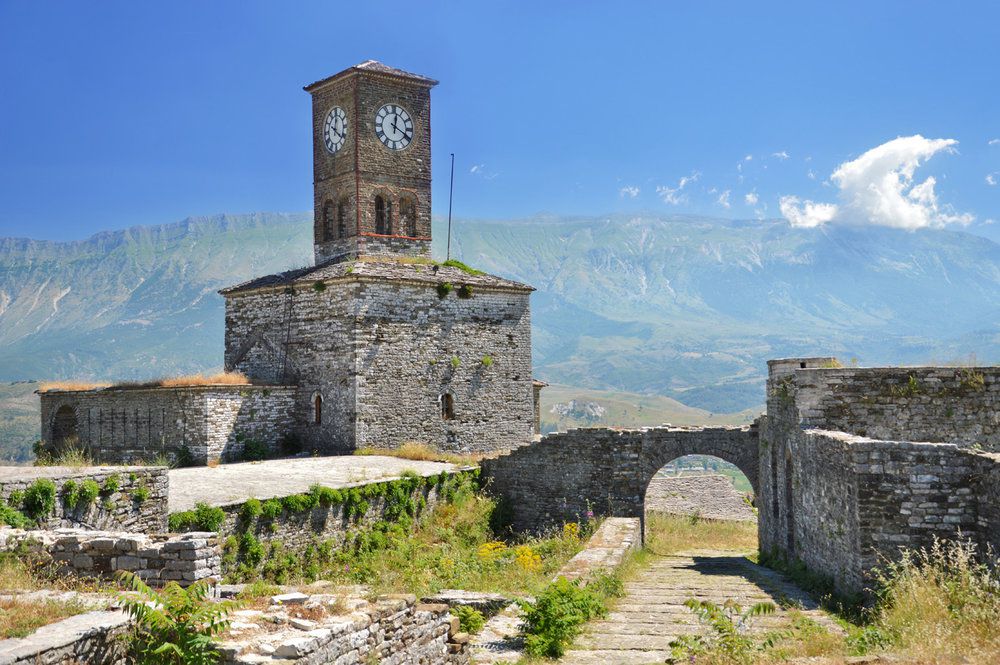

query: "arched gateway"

left=481, top=425, right=759, bottom=534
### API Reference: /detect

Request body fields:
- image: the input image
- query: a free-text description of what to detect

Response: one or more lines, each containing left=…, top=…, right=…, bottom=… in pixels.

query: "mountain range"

left=2, top=211, right=999, bottom=460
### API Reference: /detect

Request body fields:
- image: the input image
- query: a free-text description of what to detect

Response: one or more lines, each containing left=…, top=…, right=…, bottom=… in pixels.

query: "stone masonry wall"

left=789, top=365, right=1000, bottom=451
left=0, top=610, right=129, bottom=665
left=481, top=426, right=758, bottom=534
left=0, top=466, right=167, bottom=532
left=645, top=474, right=755, bottom=522
left=39, top=385, right=296, bottom=465
left=0, top=528, right=221, bottom=587
left=224, top=276, right=534, bottom=455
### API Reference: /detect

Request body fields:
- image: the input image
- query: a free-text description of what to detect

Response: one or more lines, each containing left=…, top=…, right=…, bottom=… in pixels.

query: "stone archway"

left=51, top=404, right=79, bottom=455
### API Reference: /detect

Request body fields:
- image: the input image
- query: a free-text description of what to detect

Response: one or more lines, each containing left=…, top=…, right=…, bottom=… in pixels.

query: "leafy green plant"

left=169, top=503, right=226, bottom=532
left=457, top=284, right=474, bottom=299
left=117, top=571, right=240, bottom=664
left=260, top=499, right=283, bottom=520
left=451, top=605, right=486, bottom=634
left=481, top=354, right=494, bottom=368
left=22, top=479, right=57, bottom=522
left=132, top=483, right=151, bottom=503
left=101, top=474, right=121, bottom=495
left=519, top=576, right=608, bottom=658
left=78, top=479, right=100, bottom=506
left=668, top=599, right=780, bottom=665
left=439, top=259, right=484, bottom=275
left=890, top=374, right=923, bottom=398
left=436, top=282, right=453, bottom=299
left=62, top=480, right=80, bottom=510
left=450, top=355, right=461, bottom=370
left=312, top=280, right=326, bottom=292
left=240, top=498, right=263, bottom=522
left=241, top=438, right=269, bottom=462
left=0, top=499, right=29, bottom=528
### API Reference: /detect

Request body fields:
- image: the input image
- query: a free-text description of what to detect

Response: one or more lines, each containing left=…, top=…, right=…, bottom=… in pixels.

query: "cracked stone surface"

left=168, top=456, right=456, bottom=511
left=559, top=549, right=839, bottom=665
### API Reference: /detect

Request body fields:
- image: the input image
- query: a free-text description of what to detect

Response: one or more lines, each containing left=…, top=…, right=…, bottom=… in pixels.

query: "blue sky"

left=1, top=1, right=999, bottom=241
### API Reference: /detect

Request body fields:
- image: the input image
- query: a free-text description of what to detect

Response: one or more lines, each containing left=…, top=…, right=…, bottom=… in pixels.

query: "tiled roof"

left=220, top=258, right=533, bottom=296
left=304, top=60, right=438, bottom=92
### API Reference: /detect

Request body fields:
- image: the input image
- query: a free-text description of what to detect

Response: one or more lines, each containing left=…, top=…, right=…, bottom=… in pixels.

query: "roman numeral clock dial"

left=375, top=104, right=414, bottom=150
left=323, top=106, right=348, bottom=153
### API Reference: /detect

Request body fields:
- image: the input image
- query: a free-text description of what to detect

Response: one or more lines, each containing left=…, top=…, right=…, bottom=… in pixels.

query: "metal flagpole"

left=446, top=153, right=455, bottom=261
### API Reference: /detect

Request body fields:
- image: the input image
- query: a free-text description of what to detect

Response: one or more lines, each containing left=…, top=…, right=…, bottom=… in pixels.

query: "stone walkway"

left=560, top=549, right=838, bottom=665
left=168, top=456, right=457, bottom=512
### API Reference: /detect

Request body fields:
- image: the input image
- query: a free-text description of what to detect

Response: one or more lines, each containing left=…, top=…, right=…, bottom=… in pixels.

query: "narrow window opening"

left=375, top=196, right=386, bottom=234
left=337, top=198, right=348, bottom=239
left=322, top=200, right=335, bottom=241
left=313, top=394, right=323, bottom=425
left=440, top=393, right=455, bottom=420
left=799, top=361, right=806, bottom=369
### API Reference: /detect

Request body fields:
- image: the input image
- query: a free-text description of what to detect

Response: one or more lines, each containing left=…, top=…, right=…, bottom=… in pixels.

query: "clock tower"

left=304, top=60, right=438, bottom=265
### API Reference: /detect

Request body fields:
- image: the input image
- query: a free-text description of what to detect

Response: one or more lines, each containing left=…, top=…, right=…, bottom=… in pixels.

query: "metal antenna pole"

left=446, top=153, right=455, bottom=261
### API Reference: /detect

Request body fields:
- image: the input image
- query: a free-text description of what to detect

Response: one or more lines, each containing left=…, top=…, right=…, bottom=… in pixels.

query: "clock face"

left=375, top=104, right=414, bottom=151
left=323, top=107, right=348, bottom=154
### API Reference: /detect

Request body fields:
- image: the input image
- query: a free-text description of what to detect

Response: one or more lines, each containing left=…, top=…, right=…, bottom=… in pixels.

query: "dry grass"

left=158, top=372, right=249, bottom=387
left=644, top=512, right=759, bottom=556
left=0, top=596, right=89, bottom=638
left=37, top=380, right=109, bottom=393
left=354, top=442, right=481, bottom=467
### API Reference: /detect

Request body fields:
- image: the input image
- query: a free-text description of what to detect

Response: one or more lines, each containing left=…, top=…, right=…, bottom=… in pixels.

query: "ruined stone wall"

left=788, top=364, right=1000, bottom=450
left=0, top=610, right=129, bottom=665
left=645, top=474, right=755, bottom=522
left=39, top=386, right=296, bottom=465
left=0, top=466, right=167, bottom=532
left=0, top=528, right=220, bottom=587
left=977, top=455, right=1000, bottom=558
left=353, top=280, right=533, bottom=454
left=481, top=426, right=758, bottom=534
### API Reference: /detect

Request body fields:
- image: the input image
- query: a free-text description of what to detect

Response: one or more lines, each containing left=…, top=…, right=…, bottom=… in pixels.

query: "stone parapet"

left=0, top=610, right=128, bottom=665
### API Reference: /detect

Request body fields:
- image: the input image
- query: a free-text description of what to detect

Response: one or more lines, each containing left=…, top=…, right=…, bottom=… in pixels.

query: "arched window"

left=322, top=200, right=335, bottom=241
left=400, top=197, right=417, bottom=237
left=313, top=393, right=323, bottom=425
left=375, top=196, right=386, bottom=234
left=440, top=393, right=455, bottom=420
left=337, top=197, right=349, bottom=239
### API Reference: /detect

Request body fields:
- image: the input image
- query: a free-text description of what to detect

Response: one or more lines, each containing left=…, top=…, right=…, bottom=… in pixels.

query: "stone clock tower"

left=304, top=60, right=438, bottom=264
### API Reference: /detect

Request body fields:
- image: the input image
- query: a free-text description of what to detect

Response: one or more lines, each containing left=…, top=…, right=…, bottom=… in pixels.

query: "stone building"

left=38, top=61, right=539, bottom=462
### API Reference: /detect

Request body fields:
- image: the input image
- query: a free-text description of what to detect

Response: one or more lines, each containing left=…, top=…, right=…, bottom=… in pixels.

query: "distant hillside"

left=2, top=211, right=999, bottom=458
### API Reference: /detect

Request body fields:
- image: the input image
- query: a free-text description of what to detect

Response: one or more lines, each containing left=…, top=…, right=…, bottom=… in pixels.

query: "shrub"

left=78, top=479, right=100, bottom=506
left=309, top=484, right=343, bottom=507
left=240, top=498, right=263, bottom=522
left=452, top=605, right=486, bottom=634
left=520, top=576, right=608, bottom=658
left=169, top=503, right=226, bottom=533
left=436, top=282, right=453, bottom=299
left=117, top=571, right=240, bottom=665
left=439, top=259, right=484, bottom=275
left=101, top=474, right=121, bottom=495
left=312, top=280, right=326, bottom=292
left=281, top=493, right=316, bottom=513
left=457, top=284, right=473, bottom=299
left=62, top=480, right=80, bottom=510
left=239, top=532, right=266, bottom=568
left=22, top=479, right=57, bottom=522
left=0, top=500, right=29, bottom=528
left=260, top=499, right=283, bottom=520
left=175, top=445, right=195, bottom=468
left=241, top=438, right=269, bottom=462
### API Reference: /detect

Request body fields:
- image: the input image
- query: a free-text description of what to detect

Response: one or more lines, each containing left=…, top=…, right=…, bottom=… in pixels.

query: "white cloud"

left=656, top=171, right=700, bottom=205
left=744, top=191, right=759, bottom=206
left=987, top=173, right=998, bottom=187
left=779, top=196, right=839, bottom=228
left=989, top=138, right=1000, bottom=146
left=469, top=164, right=484, bottom=174
left=772, top=151, right=790, bottom=160
left=744, top=154, right=753, bottom=161
left=469, top=164, right=498, bottom=180
left=807, top=169, right=817, bottom=180
left=619, top=185, right=640, bottom=198
left=717, top=189, right=731, bottom=208
left=779, top=135, right=973, bottom=230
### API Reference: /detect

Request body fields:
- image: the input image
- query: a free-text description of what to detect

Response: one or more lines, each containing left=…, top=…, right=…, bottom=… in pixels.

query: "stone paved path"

left=168, top=456, right=457, bottom=512
left=560, top=549, right=838, bottom=665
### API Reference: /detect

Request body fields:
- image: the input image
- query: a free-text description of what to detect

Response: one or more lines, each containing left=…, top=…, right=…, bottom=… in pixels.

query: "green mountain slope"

left=2, top=211, right=999, bottom=458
